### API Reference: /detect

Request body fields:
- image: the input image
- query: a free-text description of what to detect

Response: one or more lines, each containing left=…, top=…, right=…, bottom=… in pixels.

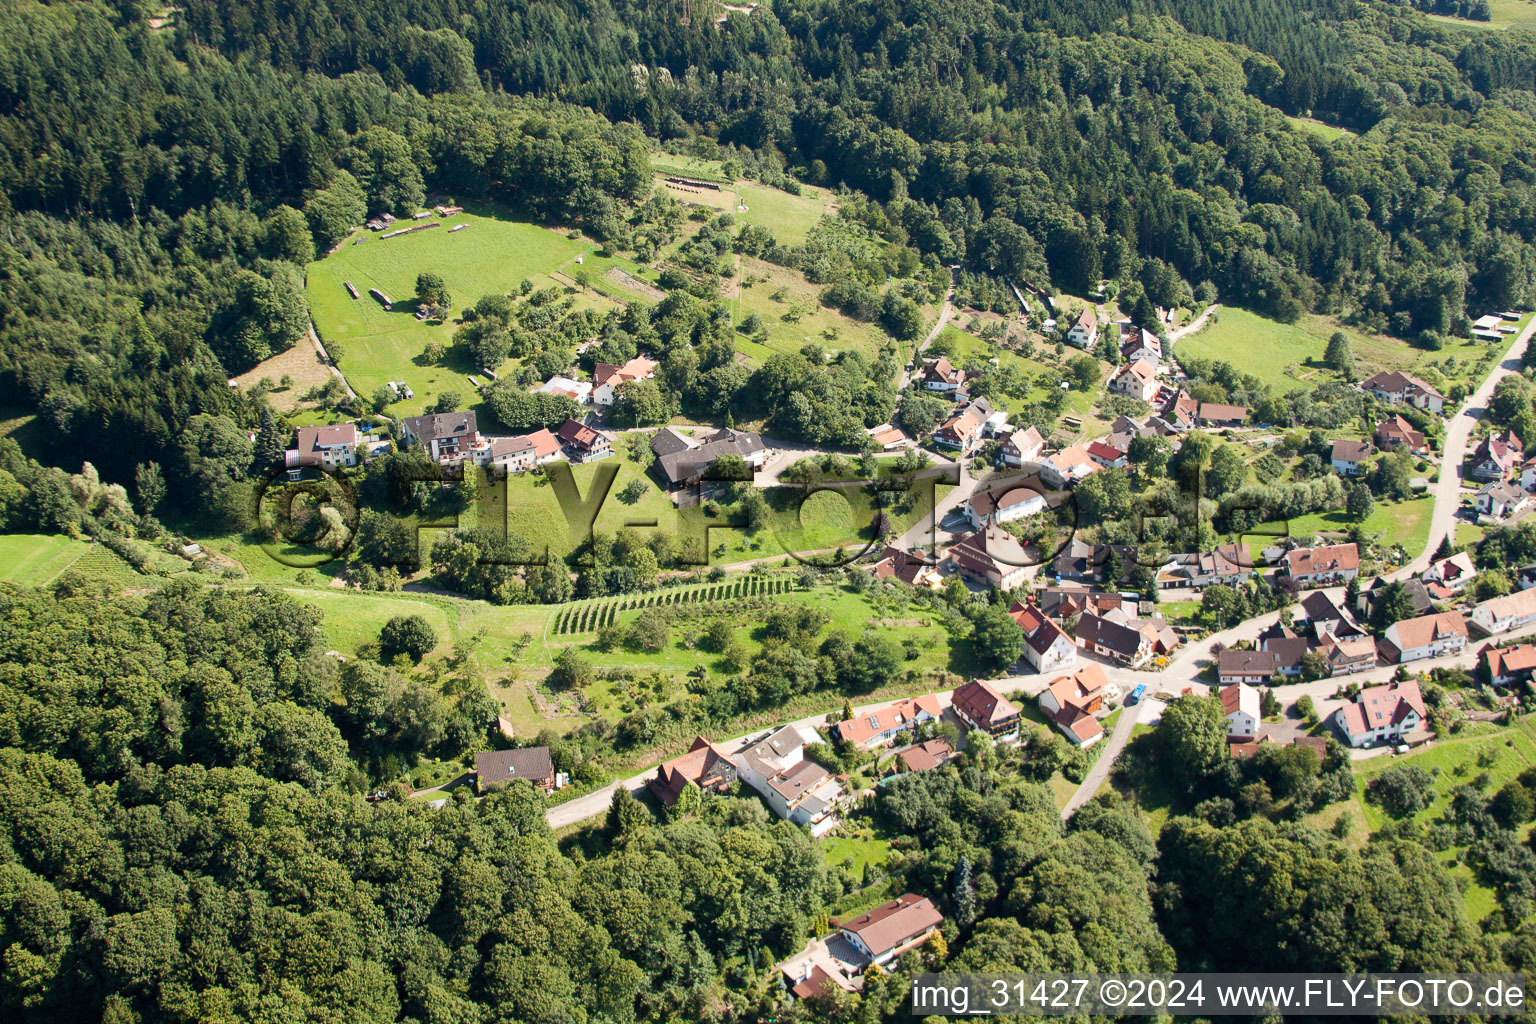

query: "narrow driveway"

left=1168, top=304, right=1218, bottom=342
left=1061, top=698, right=1147, bottom=818
left=1403, top=320, right=1536, bottom=576
left=898, top=275, right=957, bottom=391
left=308, top=321, right=357, bottom=400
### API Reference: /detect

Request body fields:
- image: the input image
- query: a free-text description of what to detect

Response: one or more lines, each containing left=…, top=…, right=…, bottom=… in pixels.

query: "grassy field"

left=734, top=182, right=837, bottom=248
left=306, top=207, right=590, bottom=415
left=231, top=342, right=335, bottom=412
left=1243, top=496, right=1433, bottom=560
left=1352, top=724, right=1536, bottom=832
left=0, top=533, right=95, bottom=586
left=1173, top=307, right=1524, bottom=398
left=1286, top=115, right=1353, bottom=142
left=1425, top=0, right=1536, bottom=29
left=733, top=257, right=895, bottom=362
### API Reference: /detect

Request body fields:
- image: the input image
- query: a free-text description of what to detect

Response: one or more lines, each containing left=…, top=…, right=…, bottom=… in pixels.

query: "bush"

left=379, top=614, right=438, bottom=662
left=1366, top=765, right=1435, bottom=818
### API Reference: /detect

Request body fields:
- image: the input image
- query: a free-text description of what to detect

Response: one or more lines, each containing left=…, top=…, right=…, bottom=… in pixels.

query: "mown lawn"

left=1424, top=0, right=1536, bottom=29
left=0, top=533, right=95, bottom=586
left=306, top=206, right=588, bottom=415
left=735, top=181, right=837, bottom=248
left=823, top=834, right=892, bottom=877
left=1249, top=495, right=1433, bottom=554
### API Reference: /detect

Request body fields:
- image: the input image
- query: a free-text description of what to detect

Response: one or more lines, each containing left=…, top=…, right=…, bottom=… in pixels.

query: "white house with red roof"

left=839, top=895, right=943, bottom=967
left=1220, top=683, right=1261, bottom=742
left=951, top=679, right=1022, bottom=742
left=1362, top=370, right=1445, bottom=414
left=1009, top=602, right=1077, bottom=674
left=1001, top=426, right=1045, bottom=467
left=1036, top=664, right=1109, bottom=747
left=289, top=423, right=361, bottom=470
left=1380, top=610, right=1468, bottom=663
left=829, top=695, right=943, bottom=750
left=1282, top=543, right=1359, bottom=586
left=591, top=355, right=659, bottom=406
left=1086, top=440, right=1127, bottom=469
left=1066, top=308, right=1098, bottom=348
left=962, top=484, right=1047, bottom=530
left=1470, top=587, right=1536, bottom=636
left=1040, top=445, right=1099, bottom=488
left=1108, top=358, right=1159, bottom=402
left=1332, top=681, right=1427, bottom=748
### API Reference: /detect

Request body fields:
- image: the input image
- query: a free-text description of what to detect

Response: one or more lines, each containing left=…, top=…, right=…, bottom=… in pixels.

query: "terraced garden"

left=550, top=574, right=795, bottom=635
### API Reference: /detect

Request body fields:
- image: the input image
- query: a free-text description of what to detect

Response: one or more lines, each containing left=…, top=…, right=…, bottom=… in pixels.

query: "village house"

left=1220, top=683, right=1261, bottom=742
left=1361, top=370, right=1446, bottom=414
left=1470, top=430, right=1523, bottom=482
left=890, top=738, right=954, bottom=775
left=1086, top=440, right=1128, bottom=469
left=1036, top=664, right=1110, bottom=747
left=648, top=736, right=739, bottom=806
left=555, top=418, right=613, bottom=462
left=867, top=546, right=946, bottom=590
left=1009, top=602, right=1078, bottom=674
left=866, top=423, right=909, bottom=451
left=1158, top=544, right=1249, bottom=590
left=1108, top=358, right=1159, bottom=402
left=1421, top=551, right=1478, bottom=598
left=1381, top=610, right=1468, bottom=663
left=1052, top=539, right=1139, bottom=585
left=1282, top=543, right=1360, bottom=586
left=1295, top=589, right=1365, bottom=641
left=1034, top=587, right=1128, bottom=621
left=1261, top=635, right=1310, bottom=677
left=650, top=426, right=768, bottom=490
left=1318, top=635, right=1378, bottom=676
left=922, top=355, right=966, bottom=394
left=1333, top=681, right=1428, bottom=748
left=962, top=483, right=1047, bottom=530
left=1066, top=308, right=1098, bottom=348
left=533, top=375, right=593, bottom=404
left=1375, top=415, right=1429, bottom=455
left=1001, top=426, right=1045, bottom=466
left=733, top=724, right=844, bottom=835
left=1521, top=456, right=1536, bottom=493
left=1359, top=576, right=1437, bottom=623
left=1470, top=587, right=1536, bottom=636
left=1330, top=439, right=1373, bottom=476
left=591, top=355, right=659, bottom=406
left=947, top=527, right=1034, bottom=590
left=1195, top=402, right=1249, bottom=429
left=839, top=895, right=943, bottom=969
left=1074, top=612, right=1154, bottom=667
left=933, top=399, right=992, bottom=451
left=1217, top=649, right=1277, bottom=685
left=1162, top=391, right=1199, bottom=431
left=1481, top=642, right=1536, bottom=686
left=950, top=679, right=1022, bottom=742
left=472, top=747, right=557, bottom=795
left=1477, top=480, right=1530, bottom=520
left=1039, top=445, right=1100, bottom=488
left=830, top=695, right=943, bottom=750
left=402, top=411, right=479, bottom=464
left=1120, top=327, right=1162, bottom=366
left=289, top=423, right=361, bottom=471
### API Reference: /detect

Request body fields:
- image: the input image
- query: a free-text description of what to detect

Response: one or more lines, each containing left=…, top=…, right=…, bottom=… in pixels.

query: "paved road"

left=1402, top=320, right=1536, bottom=577
left=1061, top=696, right=1148, bottom=818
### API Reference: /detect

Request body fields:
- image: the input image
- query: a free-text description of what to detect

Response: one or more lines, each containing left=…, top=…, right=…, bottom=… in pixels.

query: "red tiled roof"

left=952, top=679, right=1019, bottom=727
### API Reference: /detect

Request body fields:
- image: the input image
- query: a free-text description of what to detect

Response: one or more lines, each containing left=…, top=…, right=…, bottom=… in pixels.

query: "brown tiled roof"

left=1387, top=610, right=1467, bottom=649
left=1284, top=543, right=1359, bottom=576
left=1218, top=649, right=1276, bottom=676
left=896, top=738, right=953, bottom=774
left=840, top=894, right=942, bottom=958
left=475, top=747, right=554, bottom=788
left=951, top=679, right=1019, bottom=726
left=1330, top=439, right=1373, bottom=464
left=650, top=736, right=736, bottom=805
